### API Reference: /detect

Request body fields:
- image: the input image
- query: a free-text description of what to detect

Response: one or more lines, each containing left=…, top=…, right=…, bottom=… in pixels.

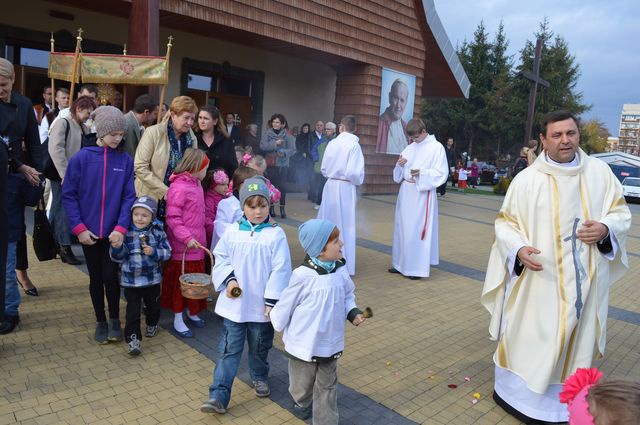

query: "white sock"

left=174, top=312, right=189, bottom=333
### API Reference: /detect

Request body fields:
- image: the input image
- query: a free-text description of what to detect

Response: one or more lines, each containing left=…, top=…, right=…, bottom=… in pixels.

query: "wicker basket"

left=179, top=245, right=214, bottom=300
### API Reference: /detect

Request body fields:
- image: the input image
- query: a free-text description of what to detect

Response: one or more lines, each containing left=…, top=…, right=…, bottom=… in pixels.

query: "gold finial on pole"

left=77, top=27, right=83, bottom=40
left=123, top=44, right=127, bottom=56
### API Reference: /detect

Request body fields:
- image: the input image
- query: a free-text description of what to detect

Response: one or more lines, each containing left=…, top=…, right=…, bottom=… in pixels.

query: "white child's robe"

left=317, top=132, right=365, bottom=276
left=211, top=196, right=242, bottom=251
left=270, top=259, right=357, bottom=361
left=391, top=134, right=448, bottom=277
left=213, top=222, right=292, bottom=323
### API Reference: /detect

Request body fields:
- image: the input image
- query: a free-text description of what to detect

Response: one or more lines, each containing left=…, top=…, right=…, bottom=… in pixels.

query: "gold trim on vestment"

left=497, top=336, right=509, bottom=368
left=496, top=210, right=518, bottom=227
left=612, top=196, right=626, bottom=209
left=579, top=177, right=595, bottom=285
left=551, top=176, right=567, bottom=357
left=562, top=327, right=578, bottom=381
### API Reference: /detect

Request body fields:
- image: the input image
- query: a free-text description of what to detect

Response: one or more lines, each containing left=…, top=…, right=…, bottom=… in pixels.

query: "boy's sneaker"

left=253, top=380, right=270, bottom=397
left=200, top=399, right=226, bottom=414
left=292, top=403, right=312, bottom=420
left=127, top=335, right=141, bottom=356
left=145, top=325, right=158, bottom=338
left=95, top=322, right=109, bottom=344
left=107, top=319, right=122, bottom=342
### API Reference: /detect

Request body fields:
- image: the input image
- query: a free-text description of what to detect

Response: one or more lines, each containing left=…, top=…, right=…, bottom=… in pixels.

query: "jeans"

left=209, top=319, right=274, bottom=407
left=124, top=285, right=160, bottom=342
left=49, top=180, right=71, bottom=246
left=4, top=242, right=19, bottom=317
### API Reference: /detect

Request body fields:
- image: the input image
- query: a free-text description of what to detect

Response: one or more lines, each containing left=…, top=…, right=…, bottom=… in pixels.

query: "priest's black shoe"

left=0, top=315, right=20, bottom=335
left=388, top=267, right=401, bottom=274
left=406, top=275, right=421, bottom=280
left=59, top=245, right=82, bottom=265
left=280, top=206, right=287, bottom=219
left=269, top=206, right=276, bottom=217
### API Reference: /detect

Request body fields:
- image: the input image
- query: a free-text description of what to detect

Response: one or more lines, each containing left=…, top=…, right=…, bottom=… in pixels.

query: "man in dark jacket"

left=0, top=57, right=43, bottom=334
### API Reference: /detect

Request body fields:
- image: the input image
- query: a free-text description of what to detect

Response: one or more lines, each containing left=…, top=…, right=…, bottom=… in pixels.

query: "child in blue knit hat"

left=270, top=218, right=366, bottom=423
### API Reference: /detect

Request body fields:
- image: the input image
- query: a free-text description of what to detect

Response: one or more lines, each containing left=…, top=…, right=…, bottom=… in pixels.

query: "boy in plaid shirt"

left=110, top=196, right=171, bottom=355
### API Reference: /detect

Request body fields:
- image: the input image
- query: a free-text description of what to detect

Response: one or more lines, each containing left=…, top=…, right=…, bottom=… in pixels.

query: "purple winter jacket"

left=62, top=146, right=136, bottom=238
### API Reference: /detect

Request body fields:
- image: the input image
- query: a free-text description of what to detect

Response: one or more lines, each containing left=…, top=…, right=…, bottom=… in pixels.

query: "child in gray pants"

left=270, top=219, right=366, bottom=424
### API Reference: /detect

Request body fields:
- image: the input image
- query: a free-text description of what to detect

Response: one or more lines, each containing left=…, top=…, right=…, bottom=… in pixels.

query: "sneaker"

left=145, top=325, right=158, bottom=338
left=95, top=322, right=109, bottom=344
left=292, top=403, right=312, bottom=420
left=253, top=380, right=270, bottom=397
left=128, top=335, right=141, bottom=356
left=200, top=399, right=226, bottom=414
left=107, top=319, right=122, bottom=342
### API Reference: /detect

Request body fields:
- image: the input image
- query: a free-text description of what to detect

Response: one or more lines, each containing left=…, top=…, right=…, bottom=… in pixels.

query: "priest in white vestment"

left=481, top=111, right=631, bottom=423
left=317, top=115, right=365, bottom=276
left=390, top=119, right=448, bottom=279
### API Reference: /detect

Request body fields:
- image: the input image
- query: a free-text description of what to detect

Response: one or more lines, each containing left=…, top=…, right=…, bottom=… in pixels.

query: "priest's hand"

left=576, top=221, right=609, bottom=245
left=517, top=246, right=543, bottom=271
left=397, top=155, right=407, bottom=166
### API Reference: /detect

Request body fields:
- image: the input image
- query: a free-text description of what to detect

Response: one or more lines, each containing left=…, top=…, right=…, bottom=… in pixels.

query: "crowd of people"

left=1, top=53, right=640, bottom=425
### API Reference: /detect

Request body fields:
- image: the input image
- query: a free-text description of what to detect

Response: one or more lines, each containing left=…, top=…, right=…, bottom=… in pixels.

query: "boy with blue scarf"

left=270, top=219, right=366, bottom=424
left=202, top=176, right=292, bottom=415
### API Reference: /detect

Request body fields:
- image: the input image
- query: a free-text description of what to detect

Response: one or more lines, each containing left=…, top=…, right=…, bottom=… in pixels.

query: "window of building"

left=187, top=73, right=216, bottom=92
left=19, top=47, right=49, bottom=69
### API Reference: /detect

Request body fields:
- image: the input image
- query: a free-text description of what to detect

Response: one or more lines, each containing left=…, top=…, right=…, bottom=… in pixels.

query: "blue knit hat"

left=298, top=219, right=337, bottom=258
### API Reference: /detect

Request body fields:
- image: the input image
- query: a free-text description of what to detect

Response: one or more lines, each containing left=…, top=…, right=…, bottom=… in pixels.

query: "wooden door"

left=209, top=93, right=252, bottom=127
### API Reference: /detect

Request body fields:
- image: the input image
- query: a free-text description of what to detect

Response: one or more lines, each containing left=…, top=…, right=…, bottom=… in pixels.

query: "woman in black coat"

left=195, top=105, right=238, bottom=180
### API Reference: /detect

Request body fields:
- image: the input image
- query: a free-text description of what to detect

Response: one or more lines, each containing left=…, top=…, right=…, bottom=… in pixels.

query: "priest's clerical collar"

left=546, top=152, right=579, bottom=167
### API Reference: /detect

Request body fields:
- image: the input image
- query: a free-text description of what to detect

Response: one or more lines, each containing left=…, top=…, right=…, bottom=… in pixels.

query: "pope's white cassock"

left=392, top=134, right=448, bottom=277
left=481, top=149, right=631, bottom=422
left=317, top=132, right=365, bottom=276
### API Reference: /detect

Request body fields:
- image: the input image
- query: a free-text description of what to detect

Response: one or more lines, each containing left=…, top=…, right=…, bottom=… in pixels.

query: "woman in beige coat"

left=134, top=96, right=198, bottom=219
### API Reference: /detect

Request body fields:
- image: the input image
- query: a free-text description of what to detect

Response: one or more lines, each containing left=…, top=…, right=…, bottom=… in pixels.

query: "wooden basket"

left=179, top=245, right=214, bottom=300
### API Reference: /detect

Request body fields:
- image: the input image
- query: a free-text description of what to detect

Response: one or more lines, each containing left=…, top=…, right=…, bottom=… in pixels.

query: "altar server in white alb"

left=317, top=115, right=364, bottom=276
left=271, top=219, right=366, bottom=424
left=481, top=110, right=631, bottom=424
left=388, top=118, right=448, bottom=280
left=202, top=176, right=292, bottom=415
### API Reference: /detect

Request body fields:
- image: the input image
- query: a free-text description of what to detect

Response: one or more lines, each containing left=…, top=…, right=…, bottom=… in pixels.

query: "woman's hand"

left=276, top=139, right=283, bottom=147
left=18, top=164, right=42, bottom=186
left=78, top=230, right=98, bottom=245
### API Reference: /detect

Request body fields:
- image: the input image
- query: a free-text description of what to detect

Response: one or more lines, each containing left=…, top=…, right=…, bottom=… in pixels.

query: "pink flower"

left=120, top=60, right=134, bottom=75
left=559, top=368, right=603, bottom=404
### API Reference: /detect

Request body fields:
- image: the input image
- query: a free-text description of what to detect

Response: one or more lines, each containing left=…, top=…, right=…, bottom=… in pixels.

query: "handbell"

left=230, top=287, right=242, bottom=298
left=139, top=234, right=148, bottom=246
left=362, top=306, right=373, bottom=318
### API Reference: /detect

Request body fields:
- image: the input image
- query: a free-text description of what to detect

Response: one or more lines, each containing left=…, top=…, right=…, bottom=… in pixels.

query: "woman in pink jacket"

left=160, top=148, right=210, bottom=337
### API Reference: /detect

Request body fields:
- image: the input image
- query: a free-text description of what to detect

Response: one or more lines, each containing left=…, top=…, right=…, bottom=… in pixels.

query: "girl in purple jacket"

left=62, top=106, right=136, bottom=344
left=160, top=148, right=210, bottom=337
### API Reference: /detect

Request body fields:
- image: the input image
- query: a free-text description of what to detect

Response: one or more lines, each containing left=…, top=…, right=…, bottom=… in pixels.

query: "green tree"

left=580, top=119, right=609, bottom=154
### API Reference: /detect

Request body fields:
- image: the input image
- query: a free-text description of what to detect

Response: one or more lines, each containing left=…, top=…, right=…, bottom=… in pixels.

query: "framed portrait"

left=376, top=68, right=417, bottom=155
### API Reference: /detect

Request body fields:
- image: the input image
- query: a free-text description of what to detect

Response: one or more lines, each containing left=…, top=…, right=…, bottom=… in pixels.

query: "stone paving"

left=1, top=190, right=639, bottom=425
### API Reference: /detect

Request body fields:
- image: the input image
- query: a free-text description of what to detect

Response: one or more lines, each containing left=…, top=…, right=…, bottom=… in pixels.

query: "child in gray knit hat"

left=93, top=105, right=128, bottom=145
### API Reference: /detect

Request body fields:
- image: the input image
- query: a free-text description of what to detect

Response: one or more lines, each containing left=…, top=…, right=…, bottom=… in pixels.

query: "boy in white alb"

left=201, top=176, right=292, bottom=415
left=270, top=219, right=366, bottom=424
left=317, top=115, right=365, bottom=276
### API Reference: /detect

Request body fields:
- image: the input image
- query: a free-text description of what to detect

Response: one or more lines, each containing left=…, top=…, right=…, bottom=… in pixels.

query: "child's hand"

left=352, top=314, right=365, bottom=326
left=78, top=230, right=98, bottom=245
left=397, top=155, right=407, bottom=166
left=264, top=306, right=272, bottom=317
left=109, top=231, right=124, bottom=247
left=226, top=280, right=240, bottom=298
left=186, top=238, right=199, bottom=249
left=142, top=245, right=154, bottom=256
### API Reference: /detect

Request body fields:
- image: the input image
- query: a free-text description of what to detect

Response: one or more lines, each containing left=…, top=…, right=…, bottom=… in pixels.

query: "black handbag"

left=32, top=197, right=57, bottom=261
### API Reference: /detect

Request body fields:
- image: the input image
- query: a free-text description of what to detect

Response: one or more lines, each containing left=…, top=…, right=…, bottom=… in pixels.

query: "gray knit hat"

left=131, top=196, right=158, bottom=218
left=92, top=105, right=127, bottom=139
left=239, top=176, right=271, bottom=207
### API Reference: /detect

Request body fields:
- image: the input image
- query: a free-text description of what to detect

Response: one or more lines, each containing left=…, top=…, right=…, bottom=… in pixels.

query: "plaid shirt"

left=110, top=221, right=171, bottom=288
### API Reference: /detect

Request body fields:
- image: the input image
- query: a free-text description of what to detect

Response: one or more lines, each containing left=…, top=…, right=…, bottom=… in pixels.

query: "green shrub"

left=493, top=177, right=511, bottom=195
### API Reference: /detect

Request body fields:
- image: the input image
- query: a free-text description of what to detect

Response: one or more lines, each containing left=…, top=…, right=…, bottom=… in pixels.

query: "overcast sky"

left=435, top=0, right=640, bottom=137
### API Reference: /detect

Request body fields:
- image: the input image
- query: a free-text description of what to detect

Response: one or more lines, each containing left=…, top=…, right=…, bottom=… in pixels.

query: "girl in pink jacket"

left=203, top=168, right=230, bottom=248
left=160, top=148, right=210, bottom=338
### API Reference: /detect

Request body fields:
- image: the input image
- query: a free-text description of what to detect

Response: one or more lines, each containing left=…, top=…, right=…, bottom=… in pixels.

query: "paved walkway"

left=1, top=191, right=639, bottom=424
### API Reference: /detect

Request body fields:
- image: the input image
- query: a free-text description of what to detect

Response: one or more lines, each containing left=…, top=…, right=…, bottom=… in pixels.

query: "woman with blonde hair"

left=527, top=139, right=539, bottom=165
left=134, top=96, right=199, bottom=220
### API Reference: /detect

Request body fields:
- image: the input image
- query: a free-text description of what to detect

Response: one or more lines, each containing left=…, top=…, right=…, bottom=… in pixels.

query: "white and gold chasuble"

left=481, top=149, right=630, bottom=420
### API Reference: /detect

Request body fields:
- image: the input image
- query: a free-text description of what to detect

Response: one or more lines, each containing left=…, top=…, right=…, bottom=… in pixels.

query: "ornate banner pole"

left=69, top=28, right=83, bottom=100
left=157, top=35, right=173, bottom=124
left=122, top=43, right=127, bottom=112
left=50, top=32, right=56, bottom=111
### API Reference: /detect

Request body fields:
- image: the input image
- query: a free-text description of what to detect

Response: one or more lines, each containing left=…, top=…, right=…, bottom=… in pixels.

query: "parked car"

left=465, top=161, right=496, bottom=184
left=622, top=177, right=640, bottom=203
left=492, top=168, right=508, bottom=185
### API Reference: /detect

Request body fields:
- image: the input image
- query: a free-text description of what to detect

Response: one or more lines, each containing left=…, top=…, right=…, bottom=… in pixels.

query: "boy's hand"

left=226, top=280, right=239, bottom=298
left=143, top=245, right=154, bottom=256
left=397, top=155, right=407, bottom=166
left=109, top=231, right=124, bottom=247
left=352, top=314, right=365, bottom=326
left=264, top=306, right=273, bottom=317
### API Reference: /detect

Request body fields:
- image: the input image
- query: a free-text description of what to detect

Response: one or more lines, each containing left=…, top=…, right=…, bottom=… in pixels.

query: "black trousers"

left=310, top=172, right=327, bottom=205
left=266, top=166, right=287, bottom=205
left=15, top=228, right=28, bottom=270
left=124, top=285, right=160, bottom=342
left=0, top=147, right=7, bottom=320
left=82, top=239, right=120, bottom=322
